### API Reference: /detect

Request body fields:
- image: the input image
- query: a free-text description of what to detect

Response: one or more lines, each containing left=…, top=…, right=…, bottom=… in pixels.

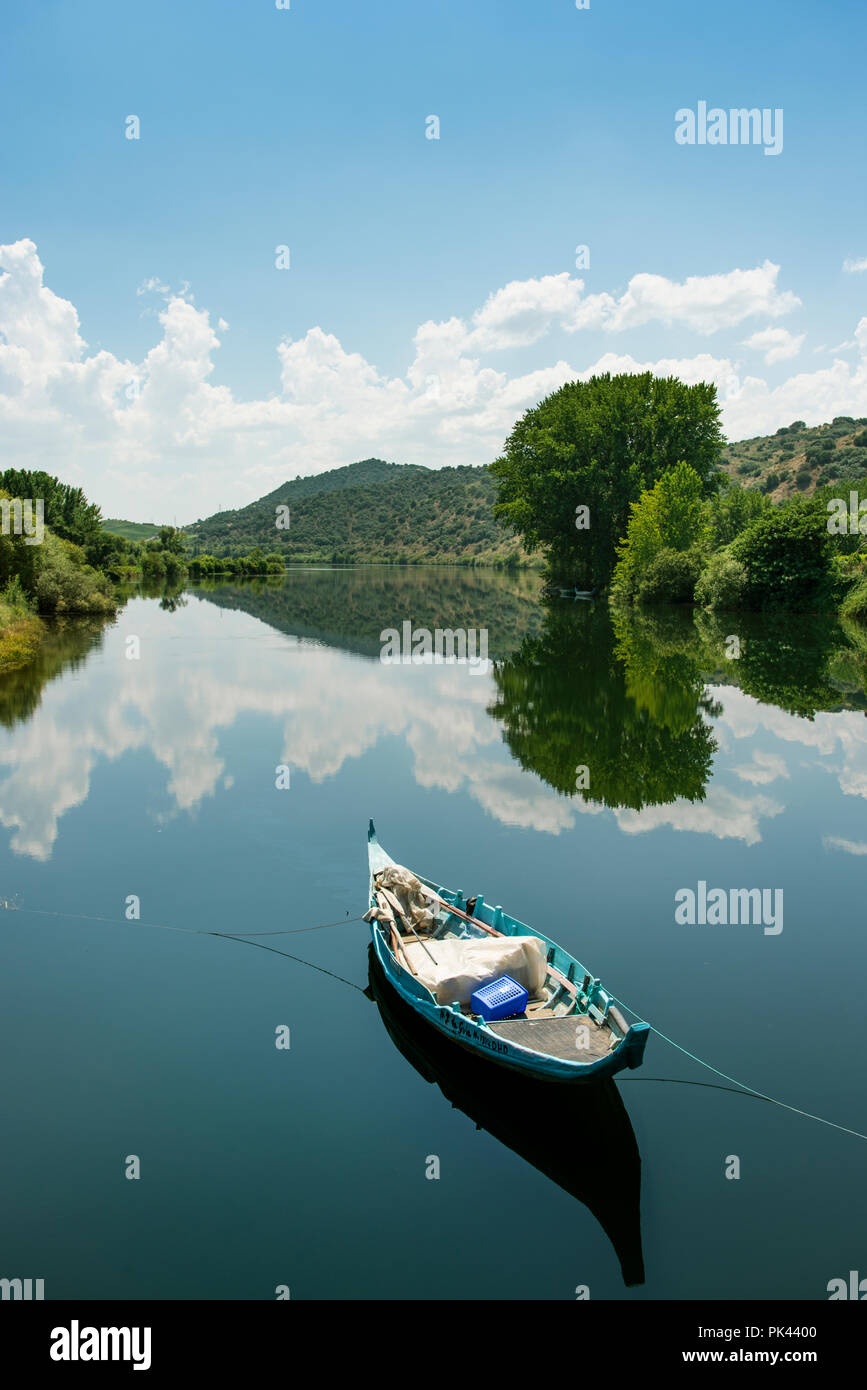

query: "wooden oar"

left=377, top=884, right=437, bottom=966
left=392, top=926, right=416, bottom=975
left=374, top=893, right=418, bottom=976
left=371, top=893, right=417, bottom=975
left=417, top=884, right=502, bottom=936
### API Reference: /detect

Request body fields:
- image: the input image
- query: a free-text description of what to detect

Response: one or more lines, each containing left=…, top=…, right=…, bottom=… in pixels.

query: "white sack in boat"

left=374, top=865, right=436, bottom=933
left=402, top=934, right=548, bottom=1007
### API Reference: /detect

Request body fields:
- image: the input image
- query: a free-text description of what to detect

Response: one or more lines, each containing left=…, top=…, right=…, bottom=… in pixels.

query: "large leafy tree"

left=490, top=372, right=724, bottom=585
left=0, top=469, right=104, bottom=550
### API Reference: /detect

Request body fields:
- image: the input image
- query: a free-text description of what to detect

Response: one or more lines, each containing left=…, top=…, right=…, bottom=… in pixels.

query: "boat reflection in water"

left=366, top=946, right=645, bottom=1287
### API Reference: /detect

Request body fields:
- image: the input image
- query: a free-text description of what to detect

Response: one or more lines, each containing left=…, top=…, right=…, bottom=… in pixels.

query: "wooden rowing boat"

left=367, top=821, right=650, bottom=1083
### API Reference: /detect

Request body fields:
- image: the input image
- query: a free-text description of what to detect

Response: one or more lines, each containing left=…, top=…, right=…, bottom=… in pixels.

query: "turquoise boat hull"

left=367, top=821, right=649, bottom=1083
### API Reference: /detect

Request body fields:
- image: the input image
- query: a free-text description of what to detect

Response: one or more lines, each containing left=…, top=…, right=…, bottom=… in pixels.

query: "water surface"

left=2, top=568, right=865, bottom=1299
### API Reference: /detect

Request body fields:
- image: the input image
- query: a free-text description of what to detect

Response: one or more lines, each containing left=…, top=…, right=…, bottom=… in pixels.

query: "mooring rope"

left=609, top=992, right=867, bottom=1142
left=208, top=931, right=367, bottom=992
left=4, top=898, right=865, bottom=1134
left=0, top=901, right=368, bottom=993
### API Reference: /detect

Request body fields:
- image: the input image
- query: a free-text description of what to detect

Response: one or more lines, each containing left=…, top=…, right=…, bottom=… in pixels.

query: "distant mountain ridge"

left=184, top=458, right=527, bottom=565
left=242, top=457, right=424, bottom=509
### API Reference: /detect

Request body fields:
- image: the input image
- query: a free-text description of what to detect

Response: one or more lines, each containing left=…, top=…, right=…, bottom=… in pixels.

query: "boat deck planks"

left=489, top=1014, right=614, bottom=1061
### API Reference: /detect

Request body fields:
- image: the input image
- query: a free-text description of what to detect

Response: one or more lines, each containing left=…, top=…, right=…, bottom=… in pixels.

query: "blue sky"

left=2, top=0, right=866, bottom=520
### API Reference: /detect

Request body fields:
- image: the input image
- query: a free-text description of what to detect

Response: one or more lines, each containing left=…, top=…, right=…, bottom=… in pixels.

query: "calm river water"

left=1, top=567, right=865, bottom=1299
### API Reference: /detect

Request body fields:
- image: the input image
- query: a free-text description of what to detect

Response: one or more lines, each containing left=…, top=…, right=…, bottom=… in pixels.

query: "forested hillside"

left=720, top=417, right=867, bottom=500
left=185, top=459, right=528, bottom=565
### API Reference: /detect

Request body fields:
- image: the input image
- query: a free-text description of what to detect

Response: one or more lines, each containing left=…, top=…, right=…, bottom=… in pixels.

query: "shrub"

left=695, top=548, right=748, bottom=609
left=141, top=550, right=166, bottom=580
left=761, top=471, right=781, bottom=493
left=1, top=575, right=32, bottom=612
left=32, top=536, right=116, bottom=614
left=731, top=500, right=836, bottom=610
left=796, top=470, right=812, bottom=490
left=855, top=431, right=867, bottom=449
left=840, top=577, right=867, bottom=621
left=836, top=448, right=867, bottom=479
left=637, top=547, right=702, bottom=604
left=163, top=552, right=185, bottom=583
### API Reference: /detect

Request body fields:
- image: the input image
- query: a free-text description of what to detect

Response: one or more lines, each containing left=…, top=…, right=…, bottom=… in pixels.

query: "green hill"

left=102, top=518, right=162, bottom=542
left=185, top=458, right=529, bottom=565
left=719, top=416, right=867, bottom=501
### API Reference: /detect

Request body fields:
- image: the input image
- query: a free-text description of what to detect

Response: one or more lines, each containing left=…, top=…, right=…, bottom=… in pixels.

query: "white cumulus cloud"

left=2, top=239, right=865, bottom=521
left=741, top=326, right=805, bottom=364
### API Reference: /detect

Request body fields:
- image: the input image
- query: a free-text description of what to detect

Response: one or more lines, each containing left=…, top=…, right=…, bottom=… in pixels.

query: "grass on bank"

left=0, top=579, right=45, bottom=672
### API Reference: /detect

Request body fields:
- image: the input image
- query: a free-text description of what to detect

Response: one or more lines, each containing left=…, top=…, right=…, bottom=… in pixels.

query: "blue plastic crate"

left=471, top=975, right=528, bottom=1021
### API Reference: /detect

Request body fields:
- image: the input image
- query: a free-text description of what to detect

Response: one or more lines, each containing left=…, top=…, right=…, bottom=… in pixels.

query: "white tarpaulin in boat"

left=401, top=934, right=548, bottom=1007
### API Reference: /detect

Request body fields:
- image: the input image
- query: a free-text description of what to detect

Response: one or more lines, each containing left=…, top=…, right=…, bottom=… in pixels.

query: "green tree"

left=490, top=373, right=723, bottom=586
left=158, top=526, right=186, bottom=554
left=611, top=461, right=710, bottom=602
left=0, top=469, right=104, bottom=550
left=707, top=478, right=769, bottom=546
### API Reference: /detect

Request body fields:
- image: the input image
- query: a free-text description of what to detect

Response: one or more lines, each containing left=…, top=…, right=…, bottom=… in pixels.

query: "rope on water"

left=0, top=900, right=366, bottom=936
left=207, top=931, right=367, bottom=992
left=0, top=900, right=369, bottom=994
left=6, top=898, right=864, bottom=1132
left=610, top=991, right=867, bottom=1143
